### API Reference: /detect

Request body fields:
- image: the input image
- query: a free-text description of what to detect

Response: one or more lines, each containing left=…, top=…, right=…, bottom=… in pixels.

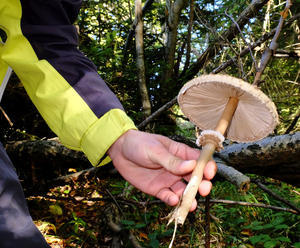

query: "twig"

left=252, top=179, right=300, bottom=214
left=137, top=96, right=177, bottom=129
left=253, top=0, right=292, bottom=86
left=224, top=11, right=258, bottom=71
left=181, top=0, right=271, bottom=81
left=212, top=13, right=300, bottom=74
left=213, top=13, right=300, bottom=72
left=0, top=106, right=13, bottom=126
left=285, top=108, right=300, bottom=134
left=106, top=189, right=124, bottom=216
left=137, top=14, right=300, bottom=130
left=205, top=194, right=211, bottom=248
left=27, top=194, right=162, bottom=208
left=198, top=199, right=298, bottom=214
left=28, top=195, right=299, bottom=214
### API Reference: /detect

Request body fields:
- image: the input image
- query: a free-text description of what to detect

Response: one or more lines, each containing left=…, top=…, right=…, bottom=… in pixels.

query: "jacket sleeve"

left=0, top=0, right=137, bottom=166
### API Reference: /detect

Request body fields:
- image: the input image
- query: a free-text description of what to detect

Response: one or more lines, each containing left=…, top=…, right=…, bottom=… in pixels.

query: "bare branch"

left=212, top=13, right=300, bottom=74
left=181, top=0, right=270, bottom=81
left=252, top=178, right=300, bottom=214
left=197, top=199, right=298, bottom=214
left=253, top=0, right=293, bottom=85
left=285, top=108, right=300, bottom=134
left=215, top=158, right=250, bottom=192
left=137, top=96, right=177, bottom=129
left=29, top=195, right=298, bottom=214
left=224, top=11, right=258, bottom=70
left=0, top=106, right=13, bottom=127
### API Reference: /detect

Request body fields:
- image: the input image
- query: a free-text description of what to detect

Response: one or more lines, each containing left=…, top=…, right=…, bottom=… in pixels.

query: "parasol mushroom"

left=168, top=74, right=278, bottom=228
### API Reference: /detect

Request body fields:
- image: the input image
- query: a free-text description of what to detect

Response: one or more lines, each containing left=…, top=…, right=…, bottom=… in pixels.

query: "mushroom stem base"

left=168, top=142, right=216, bottom=225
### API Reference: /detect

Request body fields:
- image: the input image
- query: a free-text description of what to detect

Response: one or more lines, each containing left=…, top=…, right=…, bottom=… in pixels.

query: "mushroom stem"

left=215, top=97, right=239, bottom=135
left=168, top=97, right=239, bottom=226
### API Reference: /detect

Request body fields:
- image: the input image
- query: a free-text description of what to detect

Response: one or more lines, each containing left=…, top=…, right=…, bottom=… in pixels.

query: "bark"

left=217, top=132, right=300, bottom=186
left=181, top=0, right=270, bottom=82
left=135, top=0, right=152, bottom=118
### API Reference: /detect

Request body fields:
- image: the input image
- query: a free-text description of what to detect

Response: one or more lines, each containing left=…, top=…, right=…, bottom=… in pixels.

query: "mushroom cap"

left=178, top=74, right=279, bottom=142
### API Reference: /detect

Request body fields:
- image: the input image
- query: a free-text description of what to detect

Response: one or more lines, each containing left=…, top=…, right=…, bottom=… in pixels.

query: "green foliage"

left=74, top=0, right=300, bottom=134
left=208, top=180, right=300, bottom=247
left=49, top=204, right=63, bottom=216
left=68, top=212, right=87, bottom=234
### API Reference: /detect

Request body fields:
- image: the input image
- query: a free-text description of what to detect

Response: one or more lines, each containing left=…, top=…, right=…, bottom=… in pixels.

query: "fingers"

left=148, top=145, right=197, bottom=175
left=198, top=180, right=212, bottom=197
left=152, top=136, right=217, bottom=179
left=203, top=160, right=217, bottom=180
left=156, top=181, right=197, bottom=211
left=156, top=188, right=179, bottom=206
left=157, top=135, right=200, bottom=160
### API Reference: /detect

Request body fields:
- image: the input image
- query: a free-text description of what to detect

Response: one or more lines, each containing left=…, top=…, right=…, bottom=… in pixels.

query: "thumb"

left=149, top=146, right=196, bottom=175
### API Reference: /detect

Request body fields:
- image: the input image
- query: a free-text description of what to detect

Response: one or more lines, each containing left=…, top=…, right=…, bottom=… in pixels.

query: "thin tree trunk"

left=135, top=0, right=151, bottom=118
left=122, top=0, right=155, bottom=66
left=181, top=0, right=195, bottom=75
left=162, top=0, right=188, bottom=94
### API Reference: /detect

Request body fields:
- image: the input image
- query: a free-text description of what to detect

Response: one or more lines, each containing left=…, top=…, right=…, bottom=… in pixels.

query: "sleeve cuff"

left=81, top=109, right=137, bottom=166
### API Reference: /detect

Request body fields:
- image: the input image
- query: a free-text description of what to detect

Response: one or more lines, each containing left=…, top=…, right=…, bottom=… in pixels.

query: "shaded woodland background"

left=0, top=0, right=299, bottom=247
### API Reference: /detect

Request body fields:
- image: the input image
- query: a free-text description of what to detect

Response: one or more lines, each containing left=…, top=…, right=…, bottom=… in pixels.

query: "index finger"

left=157, top=135, right=200, bottom=161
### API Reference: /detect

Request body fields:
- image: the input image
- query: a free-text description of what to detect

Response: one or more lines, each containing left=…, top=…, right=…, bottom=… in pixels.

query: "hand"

left=107, top=130, right=217, bottom=211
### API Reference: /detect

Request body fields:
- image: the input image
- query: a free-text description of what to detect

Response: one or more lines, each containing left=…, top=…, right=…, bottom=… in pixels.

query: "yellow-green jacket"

left=0, top=0, right=136, bottom=166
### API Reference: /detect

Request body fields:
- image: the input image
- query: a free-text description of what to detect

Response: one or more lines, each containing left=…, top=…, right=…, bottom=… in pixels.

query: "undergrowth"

left=29, top=173, right=300, bottom=248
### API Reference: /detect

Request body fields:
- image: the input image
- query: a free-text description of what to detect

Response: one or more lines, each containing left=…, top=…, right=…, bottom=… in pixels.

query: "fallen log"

left=217, top=132, right=300, bottom=186
left=5, top=132, right=300, bottom=188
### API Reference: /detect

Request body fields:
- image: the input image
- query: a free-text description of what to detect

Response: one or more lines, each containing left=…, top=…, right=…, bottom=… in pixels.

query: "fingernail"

left=169, top=195, right=178, bottom=206
left=181, top=160, right=195, bottom=167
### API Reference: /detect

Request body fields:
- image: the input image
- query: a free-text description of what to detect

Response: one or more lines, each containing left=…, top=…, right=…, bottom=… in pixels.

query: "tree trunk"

left=135, top=0, right=151, bottom=118
left=161, top=0, right=188, bottom=98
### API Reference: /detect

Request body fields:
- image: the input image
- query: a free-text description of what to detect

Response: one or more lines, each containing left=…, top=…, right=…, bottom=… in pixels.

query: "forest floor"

left=26, top=167, right=300, bottom=248
left=27, top=169, right=174, bottom=248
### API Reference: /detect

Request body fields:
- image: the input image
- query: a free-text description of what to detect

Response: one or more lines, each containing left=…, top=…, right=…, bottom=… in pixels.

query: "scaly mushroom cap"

left=178, top=74, right=279, bottom=142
